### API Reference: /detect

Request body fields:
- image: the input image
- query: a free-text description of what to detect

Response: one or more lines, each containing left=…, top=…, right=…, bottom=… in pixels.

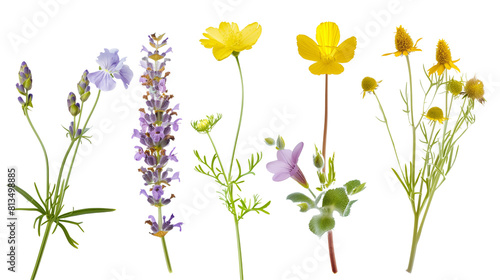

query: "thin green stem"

left=25, top=110, right=50, bottom=202
left=56, top=90, right=101, bottom=215
left=51, top=141, right=75, bottom=216
left=30, top=220, right=53, bottom=280
left=158, top=206, right=173, bottom=272
left=207, top=132, right=228, bottom=183
left=374, top=92, right=402, bottom=172
left=233, top=213, right=244, bottom=280
left=307, top=188, right=317, bottom=199
left=406, top=214, right=419, bottom=273
left=228, top=55, right=245, bottom=182
left=405, top=56, right=416, bottom=196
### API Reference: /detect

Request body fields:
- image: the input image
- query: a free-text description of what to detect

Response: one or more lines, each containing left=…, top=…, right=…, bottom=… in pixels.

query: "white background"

left=1, top=0, right=499, bottom=280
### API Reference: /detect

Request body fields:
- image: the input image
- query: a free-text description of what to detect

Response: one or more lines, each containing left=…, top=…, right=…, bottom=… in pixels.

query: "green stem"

left=25, top=110, right=50, bottom=203
left=161, top=237, right=173, bottom=273
left=307, top=188, right=317, bottom=199
left=158, top=206, right=173, bottom=272
left=233, top=213, right=244, bottom=280
left=30, top=220, right=53, bottom=280
left=374, top=92, right=402, bottom=171
left=227, top=55, right=244, bottom=182
left=406, top=214, right=419, bottom=273
left=405, top=56, right=416, bottom=195
left=207, top=132, right=228, bottom=183
left=56, top=90, right=101, bottom=216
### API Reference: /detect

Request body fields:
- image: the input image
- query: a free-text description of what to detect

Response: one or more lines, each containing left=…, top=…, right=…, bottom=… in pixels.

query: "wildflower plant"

left=364, top=26, right=485, bottom=272
left=132, top=33, right=182, bottom=273
left=14, top=49, right=132, bottom=279
left=194, top=22, right=269, bottom=280
left=266, top=22, right=366, bottom=274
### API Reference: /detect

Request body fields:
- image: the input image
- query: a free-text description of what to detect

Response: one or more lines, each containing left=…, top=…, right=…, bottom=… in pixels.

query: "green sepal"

left=344, top=180, right=366, bottom=195
left=287, top=192, right=315, bottom=212
left=322, top=188, right=349, bottom=215
left=14, top=186, right=45, bottom=214
left=58, top=208, right=115, bottom=219
left=309, top=213, right=335, bottom=237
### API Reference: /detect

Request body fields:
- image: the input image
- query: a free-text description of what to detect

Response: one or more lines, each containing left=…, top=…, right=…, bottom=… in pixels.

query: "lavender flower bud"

left=16, top=83, right=26, bottom=95
left=69, top=103, right=80, bottom=116
left=77, top=70, right=91, bottom=100
left=80, top=92, right=91, bottom=102
left=18, top=62, right=32, bottom=91
left=18, top=96, right=25, bottom=105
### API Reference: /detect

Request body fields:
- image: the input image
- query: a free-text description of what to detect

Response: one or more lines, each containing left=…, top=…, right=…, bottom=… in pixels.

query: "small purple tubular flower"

left=266, top=142, right=309, bottom=188
left=88, top=49, right=133, bottom=91
left=134, top=146, right=145, bottom=161
left=18, top=96, right=25, bottom=105
left=140, top=189, right=172, bottom=206
left=145, top=214, right=182, bottom=237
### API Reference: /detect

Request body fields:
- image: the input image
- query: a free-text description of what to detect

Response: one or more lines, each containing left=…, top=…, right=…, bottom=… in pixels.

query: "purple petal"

left=148, top=215, right=156, bottom=224
left=171, top=172, right=180, bottom=182
left=291, top=142, right=304, bottom=164
left=272, top=172, right=291, bottom=182
left=114, top=64, right=133, bottom=89
left=277, top=149, right=293, bottom=166
left=266, top=160, right=290, bottom=174
left=88, top=70, right=116, bottom=91
left=95, top=48, right=120, bottom=71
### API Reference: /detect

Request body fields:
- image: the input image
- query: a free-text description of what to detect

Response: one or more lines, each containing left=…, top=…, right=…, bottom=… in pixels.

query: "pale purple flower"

left=134, top=146, right=145, bottom=161
left=88, top=49, right=133, bottom=91
left=146, top=214, right=182, bottom=235
left=266, top=142, right=309, bottom=188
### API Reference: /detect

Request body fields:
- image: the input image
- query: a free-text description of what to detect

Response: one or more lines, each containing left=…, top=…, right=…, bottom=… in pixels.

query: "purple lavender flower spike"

left=88, top=49, right=134, bottom=91
left=266, top=142, right=309, bottom=188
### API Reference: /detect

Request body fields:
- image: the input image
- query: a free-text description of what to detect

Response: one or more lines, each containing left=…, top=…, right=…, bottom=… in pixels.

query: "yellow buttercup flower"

left=200, top=22, right=262, bottom=61
left=428, top=39, right=460, bottom=76
left=361, top=77, right=382, bottom=98
left=464, top=77, right=486, bottom=104
left=297, top=22, right=357, bottom=75
left=383, top=26, right=421, bottom=57
left=425, top=107, right=447, bottom=124
left=447, top=79, right=463, bottom=96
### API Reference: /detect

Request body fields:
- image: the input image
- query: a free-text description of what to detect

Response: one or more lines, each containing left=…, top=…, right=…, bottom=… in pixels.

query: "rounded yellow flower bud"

left=197, top=119, right=210, bottom=132
left=447, top=79, right=463, bottom=96
left=464, top=77, right=485, bottom=104
left=361, top=77, right=381, bottom=98
left=425, top=107, right=447, bottom=124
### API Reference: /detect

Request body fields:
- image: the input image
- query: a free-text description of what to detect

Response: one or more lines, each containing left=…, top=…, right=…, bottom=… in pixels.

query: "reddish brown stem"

left=322, top=74, right=328, bottom=173
left=328, top=230, right=338, bottom=274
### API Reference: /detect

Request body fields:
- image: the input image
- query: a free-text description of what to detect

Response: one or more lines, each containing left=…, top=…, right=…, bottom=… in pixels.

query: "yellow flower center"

left=436, top=39, right=452, bottom=64
left=223, top=31, right=242, bottom=49
left=362, top=77, right=378, bottom=91
left=426, top=107, right=446, bottom=123
left=197, top=119, right=209, bottom=131
left=319, top=45, right=337, bottom=62
left=464, top=77, right=485, bottom=100
left=447, top=79, right=463, bottom=96
left=395, top=26, right=414, bottom=52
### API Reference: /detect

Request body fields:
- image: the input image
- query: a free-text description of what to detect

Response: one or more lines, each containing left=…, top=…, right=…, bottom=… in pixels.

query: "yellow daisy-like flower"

left=428, top=39, right=460, bottom=76
left=361, top=77, right=382, bottom=98
left=447, top=79, right=463, bottom=96
left=200, top=22, right=262, bottom=61
left=464, top=77, right=486, bottom=104
left=297, top=22, right=357, bottom=75
left=383, top=26, right=422, bottom=57
left=425, top=107, right=448, bottom=124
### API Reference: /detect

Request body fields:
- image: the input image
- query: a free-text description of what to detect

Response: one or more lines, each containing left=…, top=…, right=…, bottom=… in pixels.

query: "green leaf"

left=342, top=199, right=357, bottom=217
left=58, top=208, right=115, bottom=219
left=309, top=213, right=335, bottom=237
left=344, top=180, right=362, bottom=195
left=58, top=222, right=79, bottom=248
left=287, top=192, right=315, bottom=211
left=322, top=188, right=349, bottom=215
left=14, top=186, right=45, bottom=214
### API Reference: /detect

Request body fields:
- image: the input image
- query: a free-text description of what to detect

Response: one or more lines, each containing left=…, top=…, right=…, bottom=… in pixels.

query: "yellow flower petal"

left=335, top=36, right=356, bottom=63
left=309, top=61, right=344, bottom=75
left=239, top=22, right=262, bottom=50
left=202, top=27, right=224, bottom=46
left=297, top=35, right=321, bottom=62
left=212, top=46, right=233, bottom=61
left=316, top=22, right=340, bottom=48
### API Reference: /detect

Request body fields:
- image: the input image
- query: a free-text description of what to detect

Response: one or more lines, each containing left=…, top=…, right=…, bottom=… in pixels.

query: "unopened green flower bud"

left=80, top=91, right=91, bottom=102
left=196, top=119, right=209, bottom=131
left=264, top=137, right=275, bottom=146
left=313, top=152, right=324, bottom=169
left=276, top=135, right=285, bottom=150
left=69, top=104, right=80, bottom=116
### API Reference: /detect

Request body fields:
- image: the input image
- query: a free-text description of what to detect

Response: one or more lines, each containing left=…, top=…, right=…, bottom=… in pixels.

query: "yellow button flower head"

left=428, top=39, right=460, bottom=76
left=297, top=22, right=357, bottom=75
left=361, top=77, right=382, bottom=98
left=425, top=107, right=448, bottom=124
left=200, top=22, right=262, bottom=61
left=383, top=26, right=422, bottom=57
left=447, top=79, right=463, bottom=96
left=464, top=77, right=486, bottom=104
